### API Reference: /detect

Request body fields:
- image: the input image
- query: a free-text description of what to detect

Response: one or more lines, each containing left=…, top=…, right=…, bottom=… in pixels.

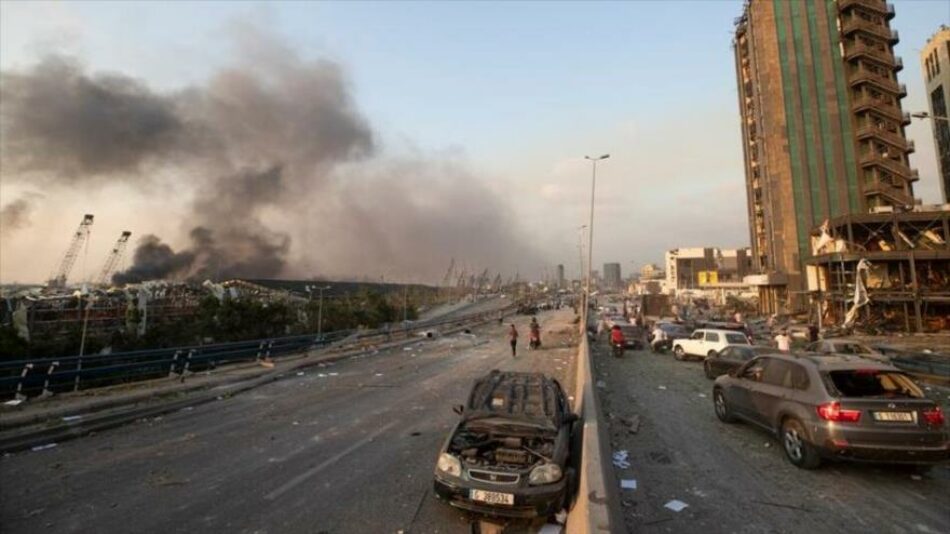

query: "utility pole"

left=307, top=285, right=331, bottom=339
left=583, top=154, right=610, bottom=326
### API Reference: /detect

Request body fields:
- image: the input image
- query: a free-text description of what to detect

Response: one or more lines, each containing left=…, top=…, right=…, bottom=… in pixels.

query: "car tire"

left=713, top=389, right=736, bottom=423
left=781, top=418, right=821, bottom=469
left=703, top=361, right=715, bottom=379
left=673, top=346, right=686, bottom=361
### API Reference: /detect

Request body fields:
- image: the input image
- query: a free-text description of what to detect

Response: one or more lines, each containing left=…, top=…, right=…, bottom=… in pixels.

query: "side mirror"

left=563, top=413, right=579, bottom=425
left=452, top=405, right=464, bottom=416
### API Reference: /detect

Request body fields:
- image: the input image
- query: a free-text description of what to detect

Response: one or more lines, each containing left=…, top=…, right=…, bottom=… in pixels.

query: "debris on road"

left=296, top=372, right=305, bottom=376
left=596, top=380, right=607, bottom=389
left=621, top=479, right=638, bottom=490
left=4, top=399, right=24, bottom=407
left=621, top=414, right=641, bottom=434
left=62, top=415, right=82, bottom=422
left=31, top=443, right=57, bottom=452
left=697, top=393, right=707, bottom=398
left=613, top=450, right=631, bottom=469
left=658, top=385, right=667, bottom=390
left=664, top=499, right=689, bottom=512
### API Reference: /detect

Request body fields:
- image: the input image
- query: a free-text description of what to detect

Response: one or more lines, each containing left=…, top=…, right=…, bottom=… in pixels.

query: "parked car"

left=805, top=339, right=888, bottom=363
left=433, top=371, right=577, bottom=518
left=704, top=345, right=780, bottom=379
left=672, top=329, right=751, bottom=361
left=712, top=353, right=949, bottom=469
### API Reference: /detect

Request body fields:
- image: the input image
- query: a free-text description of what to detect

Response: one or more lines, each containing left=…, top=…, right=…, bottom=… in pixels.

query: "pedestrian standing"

left=775, top=330, right=791, bottom=352
left=508, top=324, right=519, bottom=357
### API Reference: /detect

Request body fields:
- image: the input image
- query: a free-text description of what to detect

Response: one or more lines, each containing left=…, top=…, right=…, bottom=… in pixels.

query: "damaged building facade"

left=806, top=210, right=949, bottom=333
left=734, top=0, right=919, bottom=313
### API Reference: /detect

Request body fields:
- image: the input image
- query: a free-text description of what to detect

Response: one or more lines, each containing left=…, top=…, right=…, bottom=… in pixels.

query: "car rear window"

left=827, top=370, right=924, bottom=399
left=725, top=333, right=748, bottom=344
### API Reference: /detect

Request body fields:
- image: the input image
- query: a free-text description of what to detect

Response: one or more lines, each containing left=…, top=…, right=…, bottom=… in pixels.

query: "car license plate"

left=470, top=489, right=514, bottom=505
left=873, top=411, right=913, bottom=422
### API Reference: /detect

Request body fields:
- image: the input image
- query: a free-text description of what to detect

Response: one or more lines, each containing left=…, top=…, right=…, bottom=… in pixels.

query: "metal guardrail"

left=0, top=305, right=514, bottom=400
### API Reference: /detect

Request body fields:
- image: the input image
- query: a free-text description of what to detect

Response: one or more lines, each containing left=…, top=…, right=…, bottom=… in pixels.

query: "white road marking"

left=263, top=420, right=399, bottom=501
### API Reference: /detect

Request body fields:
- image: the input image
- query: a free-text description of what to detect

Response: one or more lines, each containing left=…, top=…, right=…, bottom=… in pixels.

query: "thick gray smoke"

left=0, top=197, right=35, bottom=237
left=0, top=31, right=540, bottom=284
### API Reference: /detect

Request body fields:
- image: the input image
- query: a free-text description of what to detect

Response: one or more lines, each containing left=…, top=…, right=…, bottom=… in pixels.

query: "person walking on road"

left=774, top=330, right=791, bottom=352
left=508, top=324, right=519, bottom=357
left=529, top=317, right=541, bottom=350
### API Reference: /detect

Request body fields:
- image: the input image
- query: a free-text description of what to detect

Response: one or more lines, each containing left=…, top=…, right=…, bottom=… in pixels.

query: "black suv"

left=433, top=371, right=576, bottom=518
left=713, top=353, right=949, bottom=469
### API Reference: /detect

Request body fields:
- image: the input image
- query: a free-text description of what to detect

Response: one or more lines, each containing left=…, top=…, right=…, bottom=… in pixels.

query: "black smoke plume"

left=1, top=29, right=540, bottom=284
left=0, top=197, right=35, bottom=237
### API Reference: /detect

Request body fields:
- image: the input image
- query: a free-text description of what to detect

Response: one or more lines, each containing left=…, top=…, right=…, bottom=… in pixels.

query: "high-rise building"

left=922, top=26, right=950, bottom=202
left=556, top=264, right=565, bottom=289
left=603, top=263, right=622, bottom=290
left=734, top=0, right=918, bottom=311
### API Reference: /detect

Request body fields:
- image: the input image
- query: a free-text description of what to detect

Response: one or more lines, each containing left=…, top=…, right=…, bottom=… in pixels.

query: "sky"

left=1, top=0, right=948, bottom=285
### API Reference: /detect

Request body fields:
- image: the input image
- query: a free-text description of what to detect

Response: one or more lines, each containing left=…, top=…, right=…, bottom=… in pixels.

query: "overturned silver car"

left=433, top=370, right=577, bottom=518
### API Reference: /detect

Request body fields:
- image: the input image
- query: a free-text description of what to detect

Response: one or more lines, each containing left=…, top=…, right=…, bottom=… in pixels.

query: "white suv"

left=672, top=329, right=750, bottom=361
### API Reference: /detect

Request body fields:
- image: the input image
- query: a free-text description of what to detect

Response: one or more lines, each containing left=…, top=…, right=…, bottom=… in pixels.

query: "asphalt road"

left=0, top=310, right=579, bottom=534
left=592, top=338, right=950, bottom=534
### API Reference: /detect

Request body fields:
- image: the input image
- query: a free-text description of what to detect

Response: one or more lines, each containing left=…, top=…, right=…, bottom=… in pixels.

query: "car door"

left=710, top=347, right=734, bottom=375
left=684, top=330, right=704, bottom=355
left=703, top=331, right=722, bottom=356
left=727, top=357, right=767, bottom=419
left=717, top=346, right=751, bottom=375
left=747, top=358, right=793, bottom=430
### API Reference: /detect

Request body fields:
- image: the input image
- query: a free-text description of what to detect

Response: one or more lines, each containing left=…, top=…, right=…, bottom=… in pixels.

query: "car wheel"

left=703, top=361, right=715, bottom=379
left=713, top=389, right=735, bottom=423
left=781, top=418, right=821, bottom=469
left=674, top=346, right=686, bottom=361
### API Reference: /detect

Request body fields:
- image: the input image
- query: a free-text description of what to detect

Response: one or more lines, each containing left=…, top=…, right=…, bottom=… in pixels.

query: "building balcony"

left=855, top=125, right=913, bottom=152
left=863, top=180, right=914, bottom=206
left=838, top=0, right=895, bottom=20
left=851, top=95, right=904, bottom=121
left=859, top=153, right=915, bottom=178
left=841, top=16, right=898, bottom=43
left=848, top=67, right=902, bottom=94
left=843, top=41, right=898, bottom=67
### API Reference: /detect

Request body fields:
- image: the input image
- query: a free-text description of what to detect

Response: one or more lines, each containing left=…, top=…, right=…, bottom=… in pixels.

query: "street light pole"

left=313, top=285, right=331, bottom=339
left=583, top=154, right=610, bottom=327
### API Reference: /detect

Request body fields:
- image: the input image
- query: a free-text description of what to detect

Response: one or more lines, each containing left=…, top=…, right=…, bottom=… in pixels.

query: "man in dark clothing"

left=508, top=324, right=519, bottom=357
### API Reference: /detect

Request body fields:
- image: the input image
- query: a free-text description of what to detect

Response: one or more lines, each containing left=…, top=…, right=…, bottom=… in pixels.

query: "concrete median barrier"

left=566, top=334, right=622, bottom=533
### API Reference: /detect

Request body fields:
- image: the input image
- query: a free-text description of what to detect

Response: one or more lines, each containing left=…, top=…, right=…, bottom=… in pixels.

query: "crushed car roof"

left=464, top=370, right=562, bottom=427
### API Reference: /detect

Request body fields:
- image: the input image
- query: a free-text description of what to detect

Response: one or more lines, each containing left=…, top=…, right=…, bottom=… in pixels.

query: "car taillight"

left=817, top=402, right=861, bottom=423
left=922, top=406, right=945, bottom=426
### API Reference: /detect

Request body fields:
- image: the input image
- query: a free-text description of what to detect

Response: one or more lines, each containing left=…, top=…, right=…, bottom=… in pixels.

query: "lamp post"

left=583, top=154, right=610, bottom=326
left=307, top=285, right=331, bottom=339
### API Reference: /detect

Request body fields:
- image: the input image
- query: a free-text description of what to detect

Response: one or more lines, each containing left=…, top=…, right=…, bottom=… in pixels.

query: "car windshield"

left=827, top=370, right=924, bottom=399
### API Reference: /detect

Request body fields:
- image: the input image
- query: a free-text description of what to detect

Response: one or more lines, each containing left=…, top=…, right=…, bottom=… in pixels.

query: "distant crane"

left=48, top=214, right=94, bottom=288
left=96, top=231, right=132, bottom=286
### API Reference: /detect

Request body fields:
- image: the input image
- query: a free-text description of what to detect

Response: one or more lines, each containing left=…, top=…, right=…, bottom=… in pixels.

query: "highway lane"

left=0, top=310, right=579, bottom=534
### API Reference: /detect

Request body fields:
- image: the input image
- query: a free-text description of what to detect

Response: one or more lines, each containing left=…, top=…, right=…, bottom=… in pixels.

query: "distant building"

left=922, top=26, right=950, bottom=202
left=640, top=263, right=664, bottom=280
left=603, top=263, right=622, bottom=290
left=734, top=0, right=918, bottom=312
left=665, top=248, right=753, bottom=293
left=556, top=264, right=565, bottom=289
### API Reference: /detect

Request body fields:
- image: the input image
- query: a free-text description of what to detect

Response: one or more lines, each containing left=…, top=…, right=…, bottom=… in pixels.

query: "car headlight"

left=437, top=453, right=462, bottom=477
left=528, top=463, right=562, bottom=485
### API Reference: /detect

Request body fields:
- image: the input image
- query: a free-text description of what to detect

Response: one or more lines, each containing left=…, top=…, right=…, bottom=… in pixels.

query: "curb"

left=0, top=317, right=497, bottom=453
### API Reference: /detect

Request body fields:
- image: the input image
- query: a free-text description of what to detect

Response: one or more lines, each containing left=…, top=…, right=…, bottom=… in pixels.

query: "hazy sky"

left=1, top=0, right=947, bottom=284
